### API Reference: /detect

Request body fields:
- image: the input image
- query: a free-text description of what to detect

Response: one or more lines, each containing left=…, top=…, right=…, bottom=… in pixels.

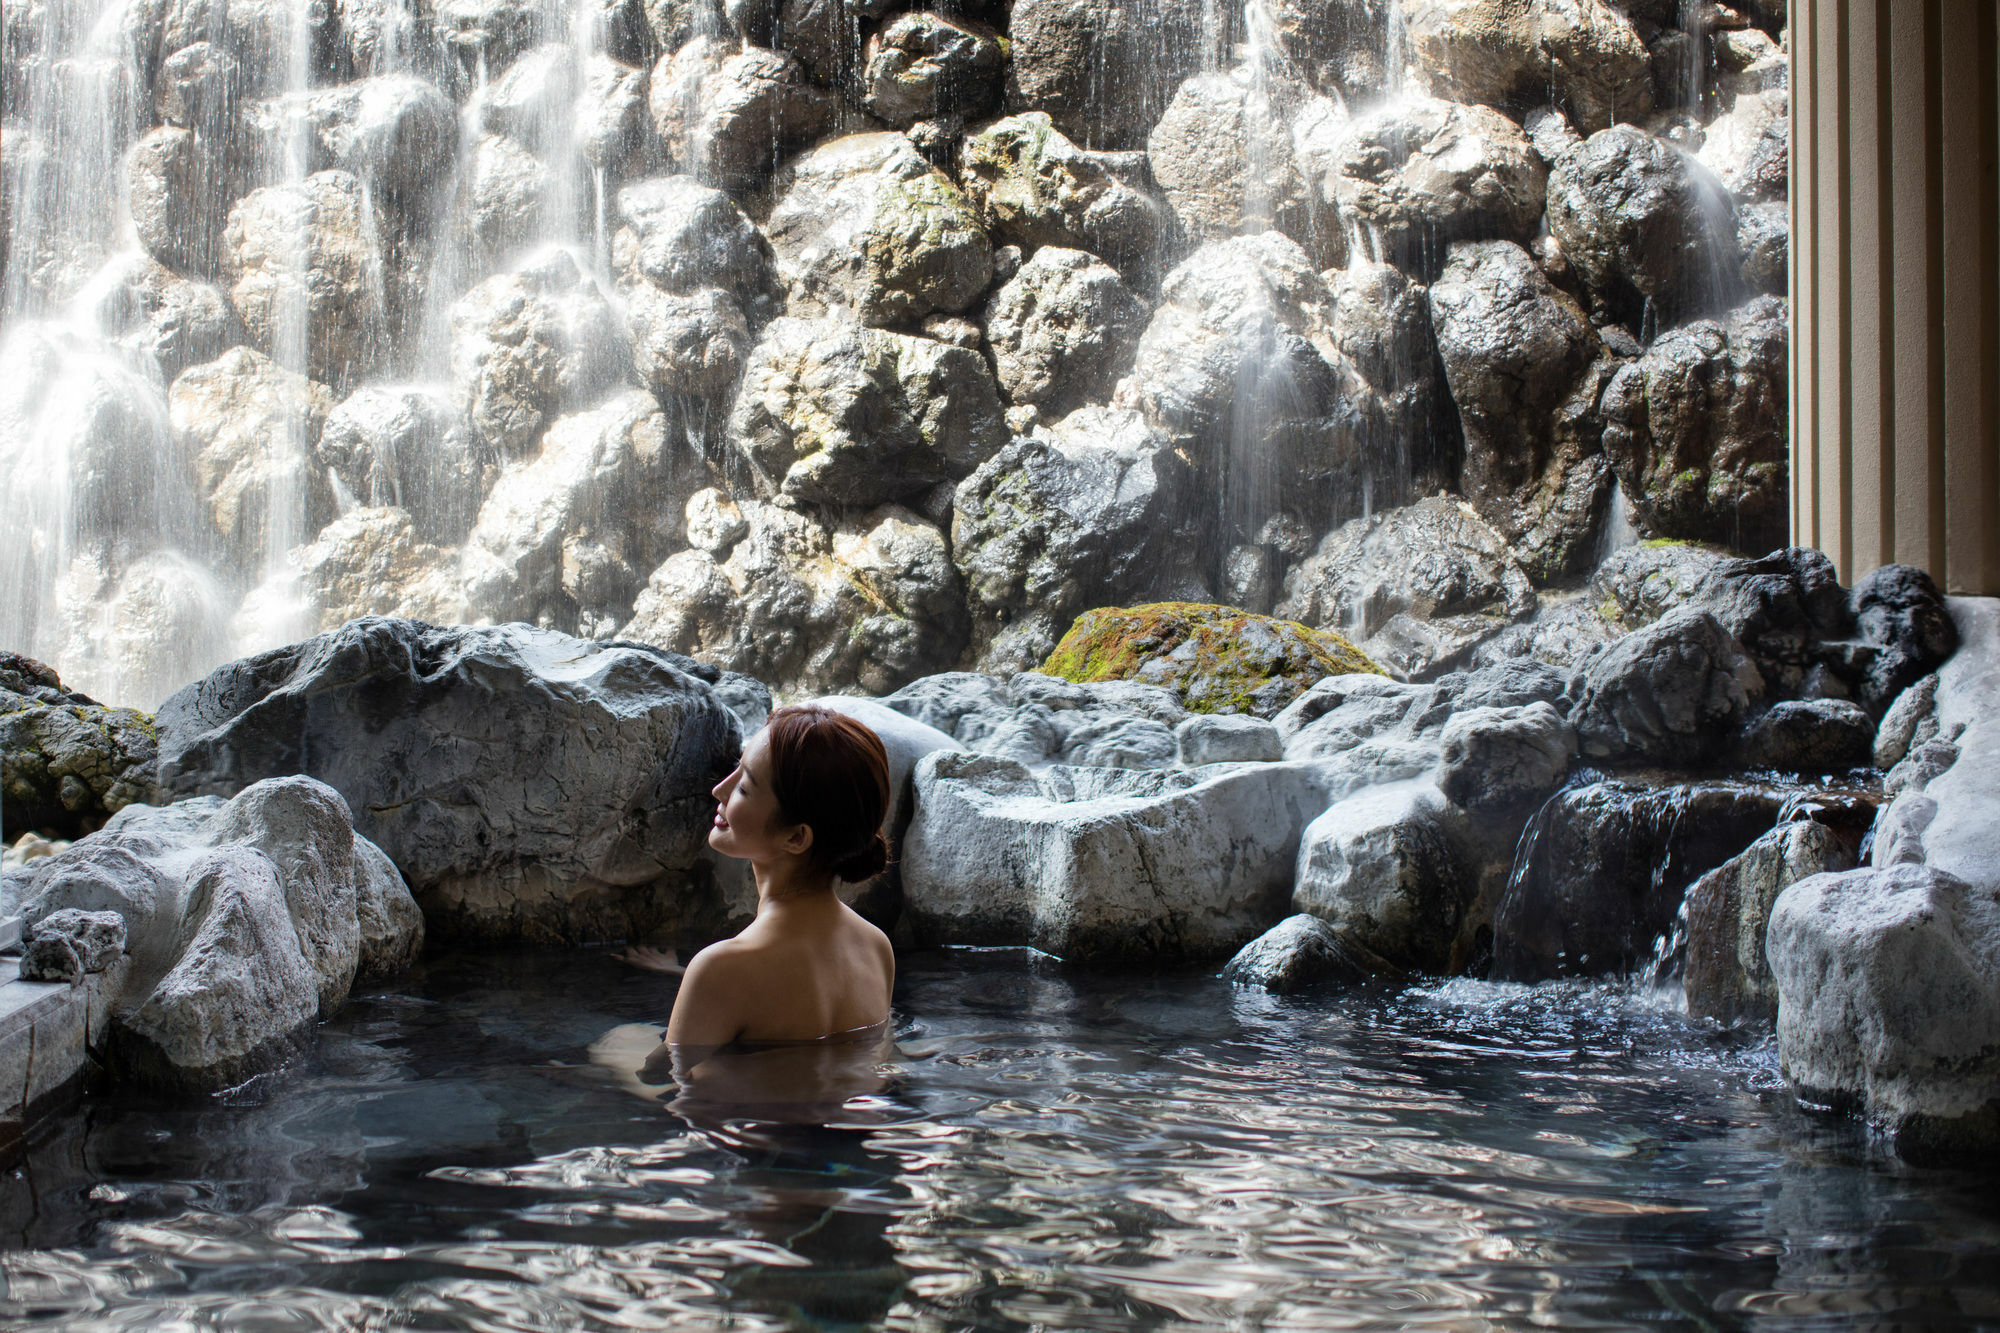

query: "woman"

left=660, top=704, right=897, bottom=1062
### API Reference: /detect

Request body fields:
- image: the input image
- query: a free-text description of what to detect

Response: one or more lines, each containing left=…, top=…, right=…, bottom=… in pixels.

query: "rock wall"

left=2, top=0, right=1790, bottom=708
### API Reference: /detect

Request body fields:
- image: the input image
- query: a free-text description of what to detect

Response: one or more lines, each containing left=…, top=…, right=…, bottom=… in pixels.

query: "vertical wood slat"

left=1791, top=9, right=1818, bottom=553
left=1844, top=0, right=1888, bottom=573
left=1813, top=0, right=1851, bottom=577
left=1888, top=3, right=1942, bottom=573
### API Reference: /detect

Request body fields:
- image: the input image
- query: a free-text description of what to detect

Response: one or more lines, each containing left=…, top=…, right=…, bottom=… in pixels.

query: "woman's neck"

left=751, top=858, right=838, bottom=912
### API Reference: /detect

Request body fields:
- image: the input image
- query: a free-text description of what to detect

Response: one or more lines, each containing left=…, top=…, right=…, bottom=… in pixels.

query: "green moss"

left=1041, top=602, right=1384, bottom=716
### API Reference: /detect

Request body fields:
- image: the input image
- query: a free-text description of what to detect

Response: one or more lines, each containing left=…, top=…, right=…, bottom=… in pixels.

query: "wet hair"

left=759, top=705, right=892, bottom=882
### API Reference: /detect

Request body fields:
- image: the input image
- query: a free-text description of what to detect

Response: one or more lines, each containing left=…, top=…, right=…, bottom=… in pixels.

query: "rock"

left=436, top=0, right=541, bottom=64
left=319, top=384, right=489, bottom=541
left=727, top=313, right=1005, bottom=508
left=1277, top=497, right=1538, bottom=681
left=1428, top=239, right=1611, bottom=580
left=1401, top=0, right=1653, bottom=134
left=612, top=174, right=775, bottom=305
left=1769, top=864, right=2000, bottom=1158
left=623, top=282, right=753, bottom=400
left=1600, top=296, right=1788, bottom=553
left=860, top=11, right=1003, bottom=126
left=1736, top=699, right=1875, bottom=772
left=1493, top=778, right=1790, bottom=979
left=764, top=132, right=992, bottom=327
left=110, top=845, right=321, bottom=1092
left=1848, top=564, right=1958, bottom=713
left=307, top=74, right=459, bottom=214
left=1041, top=601, right=1382, bottom=718
left=1736, top=199, right=1787, bottom=295
left=482, top=42, right=580, bottom=153
left=576, top=54, right=654, bottom=175
left=648, top=36, right=833, bottom=194
left=956, top=112, right=1175, bottom=282
left=1221, top=913, right=1385, bottom=992
left=772, top=0, right=891, bottom=88
left=1697, top=86, right=1788, bottom=202
left=1684, top=819, right=1853, bottom=1026
left=462, top=389, right=694, bottom=633
left=876, top=670, right=1197, bottom=769
left=223, top=170, right=382, bottom=387
left=157, top=620, right=745, bottom=947
left=169, top=346, right=338, bottom=559
left=902, top=750, right=1334, bottom=960
left=806, top=695, right=962, bottom=846
left=952, top=407, right=1206, bottom=673
left=1874, top=673, right=1939, bottom=770
left=297, top=507, right=469, bottom=630
left=154, top=40, right=240, bottom=134
left=1436, top=701, right=1575, bottom=817
left=126, top=125, right=233, bottom=277
left=1002, top=0, right=1219, bottom=151
left=1176, top=713, right=1283, bottom=765
left=354, top=836, right=425, bottom=982
left=1146, top=69, right=1317, bottom=260
left=1292, top=780, right=1470, bottom=972
left=622, top=500, right=968, bottom=697
left=19, top=908, right=127, bottom=983
left=984, top=247, right=1148, bottom=413
left=464, top=132, right=550, bottom=258
left=38, top=551, right=234, bottom=713
left=1569, top=606, right=1765, bottom=766
left=1293, top=94, right=1546, bottom=267
left=1266, top=0, right=1391, bottom=102
left=448, top=250, right=630, bottom=456
left=1545, top=124, right=1741, bottom=324
left=86, top=253, right=243, bottom=383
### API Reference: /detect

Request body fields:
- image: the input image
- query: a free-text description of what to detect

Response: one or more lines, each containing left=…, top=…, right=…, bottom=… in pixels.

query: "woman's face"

left=709, top=730, right=809, bottom=863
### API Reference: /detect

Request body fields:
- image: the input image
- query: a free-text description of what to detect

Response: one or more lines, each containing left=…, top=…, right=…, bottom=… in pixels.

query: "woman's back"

left=681, top=895, right=894, bottom=1045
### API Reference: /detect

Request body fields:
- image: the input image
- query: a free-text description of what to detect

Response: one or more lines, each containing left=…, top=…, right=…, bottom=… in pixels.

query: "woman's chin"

left=706, top=826, right=739, bottom=857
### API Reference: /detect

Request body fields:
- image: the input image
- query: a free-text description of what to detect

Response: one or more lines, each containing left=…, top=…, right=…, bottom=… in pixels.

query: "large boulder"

left=1736, top=699, right=1875, bottom=772
left=307, top=74, right=459, bottom=217
left=952, top=407, right=1206, bottom=674
left=296, top=507, right=469, bottom=631
left=222, top=170, right=382, bottom=387
left=318, top=384, right=489, bottom=542
left=1293, top=94, right=1546, bottom=268
left=1265, top=0, right=1393, bottom=103
left=860, top=11, right=1004, bottom=126
left=1041, top=602, right=1382, bottom=717
left=0, top=654, right=162, bottom=841
left=622, top=283, right=754, bottom=401
left=1428, top=239, right=1612, bottom=580
left=1697, top=86, right=1788, bottom=204
left=1401, top=0, right=1653, bottom=134
left=983, top=247, right=1148, bottom=413
left=764, top=132, right=993, bottom=327
left=1493, top=778, right=1790, bottom=979
left=1146, top=69, right=1318, bottom=261
left=612, top=174, right=776, bottom=308
left=902, top=751, right=1334, bottom=960
left=726, top=314, right=1005, bottom=508
left=1600, top=296, right=1788, bottom=554
left=622, top=497, right=968, bottom=697
left=1769, top=864, right=2000, bottom=1158
left=881, top=670, right=1192, bottom=770
left=463, top=133, right=552, bottom=259
left=1276, top=497, right=1537, bottom=680
left=86, top=253, right=243, bottom=384
left=1684, top=819, right=1853, bottom=1026
left=1568, top=606, right=1764, bottom=766
left=155, top=619, right=745, bottom=946
left=1545, top=124, right=1741, bottom=325
left=1001, top=0, right=1218, bottom=151
left=1436, top=701, right=1575, bottom=818
left=448, top=250, right=631, bottom=457
left=126, top=125, right=234, bottom=278
left=956, top=112, right=1175, bottom=282
left=1291, top=780, right=1471, bottom=973
left=648, top=36, right=834, bottom=194
left=1848, top=564, right=1959, bottom=713
left=169, top=346, right=338, bottom=559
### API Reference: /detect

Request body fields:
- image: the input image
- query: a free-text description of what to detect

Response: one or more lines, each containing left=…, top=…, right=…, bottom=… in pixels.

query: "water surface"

left=1, top=949, right=1996, bottom=1330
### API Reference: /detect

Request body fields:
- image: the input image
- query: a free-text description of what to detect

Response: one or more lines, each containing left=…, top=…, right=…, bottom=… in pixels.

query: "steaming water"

left=2, top=949, right=1997, bottom=1329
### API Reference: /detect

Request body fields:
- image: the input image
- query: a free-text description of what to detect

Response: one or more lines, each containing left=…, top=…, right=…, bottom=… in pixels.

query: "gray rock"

left=19, top=908, right=127, bottom=982
left=1569, top=606, right=1765, bottom=766
left=482, top=42, right=580, bottom=153
left=576, top=54, right=654, bottom=176
left=648, top=36, right=833, bottom=194
left=1737, top=199, right=1788, bottom=296
left=1437, top=701, right=1575, bottom=817
left=436, top=0, right=541, bottom=63
left=1266, top=0, right=1391, bottom=102
left=448, top=250, right=631, bottom=457
left=319, top=385, right=487, bottom=541
left=157, top=619, right=744, bottom=946
left=984, top=247, right=1147, bottom=413
left=1402, top=0, right=1653, bottom=134
left=223, top=170, right=382, bottom=387
left=1849, top=564, right=1959, bottom=713
left=1874, top=674, right=1940, bottom=770
left=623, top=282, right=753, bottom=400
left=86, top=253, right=243, bottom=383
left=1601, top=297, right=1788, bottom=553
left=612, top=174, right=774, bottom=304
left=1769, top=864, right=2000, bottom=1158
left=169, top=346, right=337, bottom=560
left=728, top=314, right=1005, bottom=508
left=860, top=11, right=1004, bottom=126
left=353, top=821, right=425, bottom=982
left=1545, top=124, right=1741, bottom=325
left=1697, top=86, right=1788, bottom=203
left=1737, top=699, right=1875, bottom=772
left=1058, top=715, right=1178, bottom=769
left=464, top=132, right=550, bottom=259
left=880, top=671, right=1015, bottom=736
left=1146, top=69, right=1318, bottom=260
left=1277, top=497, right=1537, bottom=680
left=765, top=132, right=992, bottom=327
left=307, top=74, right=458, bottom=212
left=1684, top=820, right=1852, bottom=1026
left=1221, top=913, right=1384, bottom=993
left=1176, top=714, right=1283, bottom=765
left=1002, top=0, right=1219, bottom=151
left=772, top=0, right=892, bottom=87
left=1293, top=780, right=1471, bottom=972
left=957, top=112, right=1175, bottom=282
left=126, top=125, right=233, bottom=277
left=1428, top=240, right=1611, bottom=581
left=154, top=40, right=240, bottom=134
left=296, top=507, right=469, bottom=631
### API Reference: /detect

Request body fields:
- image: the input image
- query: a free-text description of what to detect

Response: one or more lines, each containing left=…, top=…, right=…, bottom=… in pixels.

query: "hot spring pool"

left=0, top=948, right=1996, bottom=1330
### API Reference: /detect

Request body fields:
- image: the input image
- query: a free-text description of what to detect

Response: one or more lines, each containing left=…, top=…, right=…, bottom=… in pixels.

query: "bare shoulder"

left=842, top=904, right=895, bottom=981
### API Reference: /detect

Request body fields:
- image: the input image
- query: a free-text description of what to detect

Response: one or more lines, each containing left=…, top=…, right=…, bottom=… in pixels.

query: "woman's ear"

left=780, top=821, right=815, bottom=859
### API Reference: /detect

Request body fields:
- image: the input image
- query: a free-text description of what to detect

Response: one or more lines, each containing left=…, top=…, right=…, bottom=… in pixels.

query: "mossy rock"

left=0, top=653, right=161, bottom=840
left=1040, top=602, right=1385, bottom=717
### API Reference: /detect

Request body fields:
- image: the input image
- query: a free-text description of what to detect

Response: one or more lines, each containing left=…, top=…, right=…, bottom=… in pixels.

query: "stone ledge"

left=0, top=954, right=128, bottom=1153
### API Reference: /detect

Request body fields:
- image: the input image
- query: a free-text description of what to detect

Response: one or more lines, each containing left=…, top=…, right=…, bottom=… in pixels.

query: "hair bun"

left=833, top=831, right=891, bottom=884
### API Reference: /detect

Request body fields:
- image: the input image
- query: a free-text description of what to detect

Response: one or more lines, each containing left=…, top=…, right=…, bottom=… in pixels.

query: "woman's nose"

left=711, top=768, right=737, bottom=802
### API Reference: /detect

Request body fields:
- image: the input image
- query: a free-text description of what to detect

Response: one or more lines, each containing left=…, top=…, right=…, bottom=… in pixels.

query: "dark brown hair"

left=761, top=704, right=892, bottom=882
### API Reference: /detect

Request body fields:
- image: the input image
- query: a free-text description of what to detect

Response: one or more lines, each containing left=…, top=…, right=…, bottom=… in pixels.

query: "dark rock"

left=1401, top=0, right=1653, bottom=134
left=1569, top=606, right=1764, bottom=766
left=1002, top=0, right=1222, bottom=151
left=1849, top=564, right=1958, bottom=713
left=860, top=11, right=1003, bottom=126
left=1737, top=699, right=1875, bottom=772
left=1221, top=913, right=1391, bottom=992
left=1, top=659, right=163, bottom=841
left=1437, top=701, right=1575, bottom=817
left=648, top=36, right=834, bottom=194
left=19, top=907, right=126, bottom=982
left=1684, top=819, right=1852, bottom=1025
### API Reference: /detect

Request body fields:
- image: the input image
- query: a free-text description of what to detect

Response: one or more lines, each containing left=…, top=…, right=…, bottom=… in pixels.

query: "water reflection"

left=0, top=949, right=1995, bottom=1329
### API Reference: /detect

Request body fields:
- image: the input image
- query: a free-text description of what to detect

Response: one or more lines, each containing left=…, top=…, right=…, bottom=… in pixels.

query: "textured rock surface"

left=860, top=11, right=1004, bottom=126
left=957, top=112, right=1175, bottom=280
left=1222, top=912, right=1383, bottom=993
left=1684, top=819, right=1853, bottom=1026
left=1568, top=607, right=1764, bottom=766
left=169, top=346, right=338, bottom=561
left=1146, top=69, right=1315, bottom=258
left=648, top=37, right=832, bottom=193
left=318, top=385, right=487, bottom=541
left=223, top=170, right=381, bottom=387
left=155, top=619, right=743, bottom=946
left=1402, top=0, right=1653, bottom=133
left=1292, top=780, right=1470, bottom=973
left=19, top=907, right=127, bottom=982
left=1736, top=699, right=1875, bottom=773
left=1436, top=701, right=1574, bottom=817
left=1002, top=0, right=1217, bottom=150
left=983, top=247, right=1147, bottom=413
left=1, top=654, right=163, bottom=841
